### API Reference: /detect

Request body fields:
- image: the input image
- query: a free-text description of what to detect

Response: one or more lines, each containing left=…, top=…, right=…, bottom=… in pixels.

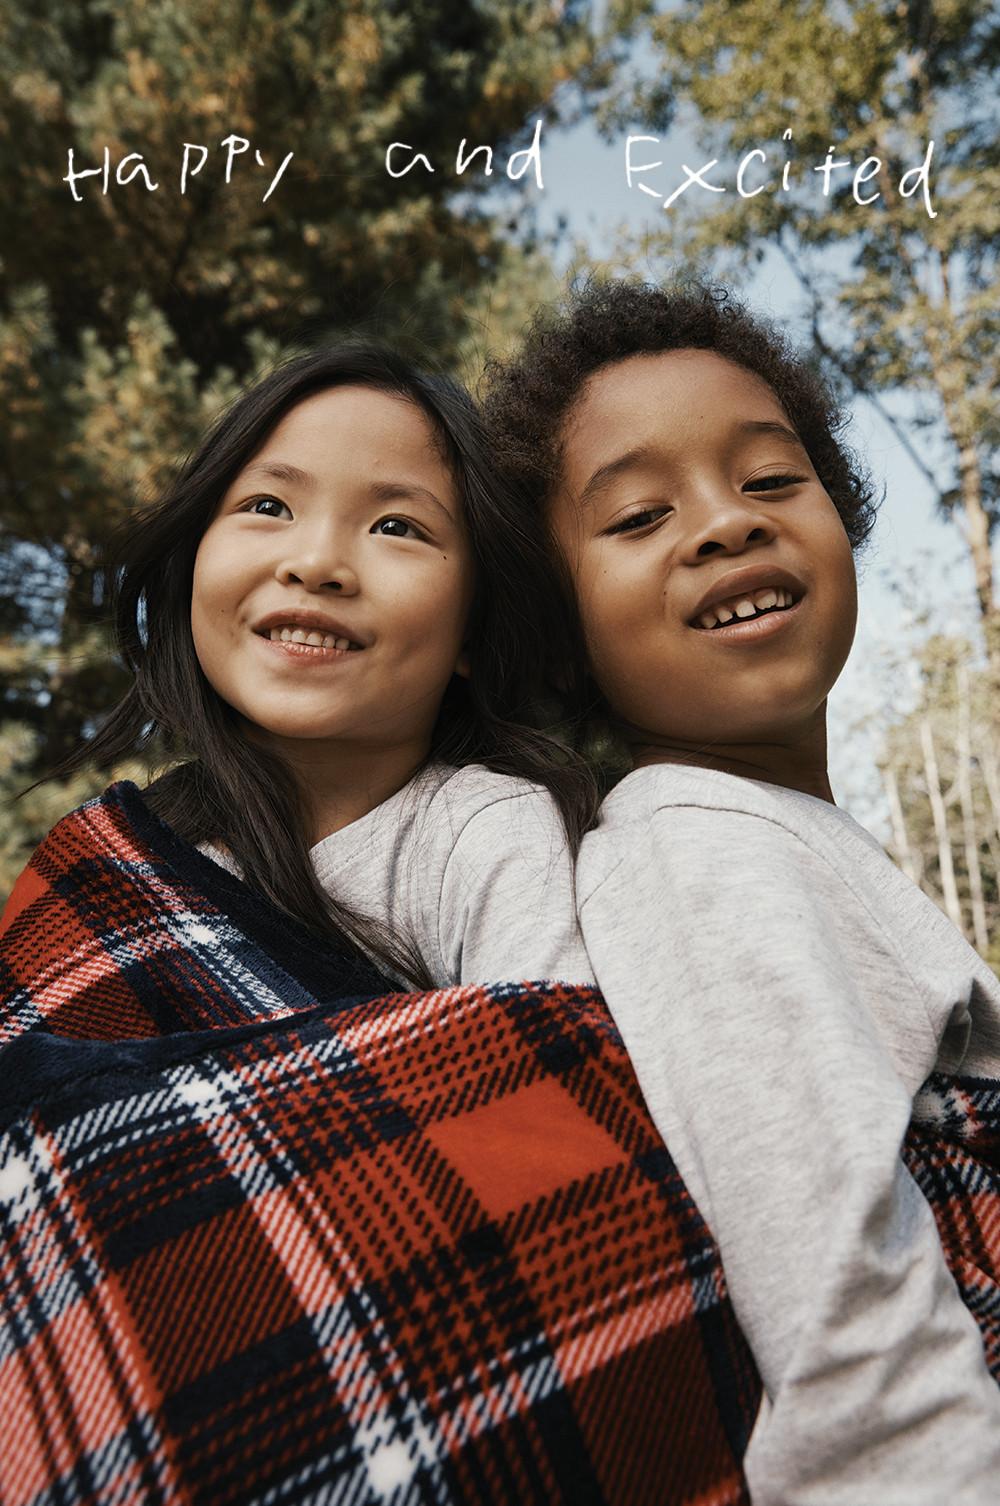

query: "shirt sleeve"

left=579, top=802, right=1000, bottom=1506
left=435, top=789, right=595, bottom=987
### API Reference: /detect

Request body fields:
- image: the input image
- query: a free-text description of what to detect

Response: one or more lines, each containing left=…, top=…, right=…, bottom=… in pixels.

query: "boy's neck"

left=628, top=713, right=836, bottom=804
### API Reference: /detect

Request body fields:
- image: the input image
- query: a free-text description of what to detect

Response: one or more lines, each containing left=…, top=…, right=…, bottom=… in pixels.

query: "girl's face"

left=191, top=385, right=475, bottom=763
left=549, top=349, right=857, bottom=753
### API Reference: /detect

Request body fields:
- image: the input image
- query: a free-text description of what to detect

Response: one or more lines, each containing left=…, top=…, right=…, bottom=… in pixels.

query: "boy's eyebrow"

left=577, top=421, right=806, bottom=508
left=578, top=446, right=658, bottom=509
left=737, top=419, right=805, bottom=447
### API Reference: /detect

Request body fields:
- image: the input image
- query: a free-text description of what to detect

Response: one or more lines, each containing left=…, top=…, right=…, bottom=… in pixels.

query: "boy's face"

left=550, top=350, right=857, bottom=754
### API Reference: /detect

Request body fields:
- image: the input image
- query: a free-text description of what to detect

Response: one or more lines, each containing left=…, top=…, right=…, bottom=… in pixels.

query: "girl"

left=0, top=340, right=762, bottom=1506
left=483, top=282, right=1000, bottom=1505
left=2, top=343, right=595, bottom=1040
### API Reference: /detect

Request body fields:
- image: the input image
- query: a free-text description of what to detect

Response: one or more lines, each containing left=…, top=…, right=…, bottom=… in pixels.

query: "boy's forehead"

left=571, top=349, right=784, bottom=431
left=557, top=349, right=794, bottom=491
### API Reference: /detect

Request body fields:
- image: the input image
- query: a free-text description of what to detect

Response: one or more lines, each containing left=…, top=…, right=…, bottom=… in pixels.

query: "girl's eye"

left=743, top=473, right=806, bottom=493
left=606, top=506, right=671, bottom=536
left=247, top=495, right=291, bottom=518
left=372, top=516, right=425, bottom=540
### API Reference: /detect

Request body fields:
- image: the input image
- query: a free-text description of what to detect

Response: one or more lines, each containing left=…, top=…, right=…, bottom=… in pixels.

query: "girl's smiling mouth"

left=252, top=608, right=367, bottom=656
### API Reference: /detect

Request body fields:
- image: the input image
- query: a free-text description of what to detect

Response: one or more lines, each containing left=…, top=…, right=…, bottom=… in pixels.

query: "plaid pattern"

left=904, top=1071, right=1000, bottom=1382
left=0, top=781, right=388, bottom=1045
left=1, top=787, right=760, bottom=1504
left=0, top=984, right=760, bottom=1506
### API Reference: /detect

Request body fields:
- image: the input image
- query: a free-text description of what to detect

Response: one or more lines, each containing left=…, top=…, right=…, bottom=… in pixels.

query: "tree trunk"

left=956, top=665, right=989, bottom=953
left=920, top=716, right=965, bottom=933
left=981, top=737, right=1000, bottom=847
left=882, top=761, right=922, bottom=885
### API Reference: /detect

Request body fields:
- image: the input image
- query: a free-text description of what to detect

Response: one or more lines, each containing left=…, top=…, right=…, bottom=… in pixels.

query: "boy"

left=484, top=281, right=1000, bottom=1505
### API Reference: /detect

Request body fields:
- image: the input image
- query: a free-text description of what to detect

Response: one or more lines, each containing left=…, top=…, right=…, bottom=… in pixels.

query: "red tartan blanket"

left=904, top=1073, right=1000, bottom=1382
left=0, top=782, right=390, bottom=1044
left=0, top=788, right=762, bottom=1505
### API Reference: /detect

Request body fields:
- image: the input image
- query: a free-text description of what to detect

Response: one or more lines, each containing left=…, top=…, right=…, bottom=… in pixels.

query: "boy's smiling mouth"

left=687, top=566, right=806, bottom=633
left=694, top=585, right=795, bottom=630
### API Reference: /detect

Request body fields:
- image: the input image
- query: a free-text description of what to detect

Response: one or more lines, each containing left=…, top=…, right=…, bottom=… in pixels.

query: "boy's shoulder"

left=592, top=763, right=885, bottom=875
left=600, top=762, right=802, bottom=821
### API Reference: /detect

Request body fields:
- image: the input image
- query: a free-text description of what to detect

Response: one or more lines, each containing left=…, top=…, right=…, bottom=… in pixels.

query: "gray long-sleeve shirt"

left=577, top=763, right=1000, bottom=1506
left=310, top=762, right=595, bottom=987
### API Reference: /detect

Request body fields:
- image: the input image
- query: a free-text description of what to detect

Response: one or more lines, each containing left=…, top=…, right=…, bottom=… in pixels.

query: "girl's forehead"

left=265, top=385, right=434, bottom=450
left=238, top=386, right=455, bottom=490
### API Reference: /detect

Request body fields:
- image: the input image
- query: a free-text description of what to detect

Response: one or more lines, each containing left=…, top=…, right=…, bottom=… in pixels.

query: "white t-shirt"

left=577, top=762, right=1000, bottom=1506
left=307, top=762, right=594, bottom=988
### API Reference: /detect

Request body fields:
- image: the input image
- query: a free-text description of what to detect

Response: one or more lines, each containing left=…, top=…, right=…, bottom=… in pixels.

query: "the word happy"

left=62, top=135, right=293, bottom=203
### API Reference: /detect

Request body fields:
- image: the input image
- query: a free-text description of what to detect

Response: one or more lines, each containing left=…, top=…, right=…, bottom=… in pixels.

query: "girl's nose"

left=275, top=537, right=360, bottom=594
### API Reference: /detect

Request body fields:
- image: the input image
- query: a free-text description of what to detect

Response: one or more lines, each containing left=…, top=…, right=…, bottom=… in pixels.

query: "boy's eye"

left=247, top=495, right=291, bottom=518
left=372, top=516, right=425, bottom=540
left=743, top=473, right=806, bottom=493
left=605, top=506, right=671, bottom=536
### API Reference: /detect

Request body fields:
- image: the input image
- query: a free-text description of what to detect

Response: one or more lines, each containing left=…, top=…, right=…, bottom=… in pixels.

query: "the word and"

left=384, top=117, right=545, bottom=189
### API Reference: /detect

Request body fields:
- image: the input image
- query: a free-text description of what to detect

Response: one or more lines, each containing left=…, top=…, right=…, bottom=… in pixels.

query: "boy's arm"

left=579, top=802, right=1000, bottom=1506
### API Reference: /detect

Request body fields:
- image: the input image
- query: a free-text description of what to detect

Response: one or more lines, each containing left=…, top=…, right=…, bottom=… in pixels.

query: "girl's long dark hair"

left=59, top=344, right=598, bottom=987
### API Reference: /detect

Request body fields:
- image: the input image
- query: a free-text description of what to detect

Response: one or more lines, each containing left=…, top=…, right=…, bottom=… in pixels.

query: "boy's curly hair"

left=481, top=279, right=878, bottom=551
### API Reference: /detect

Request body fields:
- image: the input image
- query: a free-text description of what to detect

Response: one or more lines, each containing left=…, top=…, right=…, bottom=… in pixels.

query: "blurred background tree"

left=0, top=0, right=601, bottom=891
left=876, top=632, right=1000, bottom=969
left=598, top=0, right=1000, bottom=662
left=2, top=0, right=998, bottom=965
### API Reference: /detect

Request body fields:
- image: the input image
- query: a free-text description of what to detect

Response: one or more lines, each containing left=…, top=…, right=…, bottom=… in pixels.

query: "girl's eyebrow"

left=237, top=464, right=454, bottom=520
left=370, top=480, right=453, bottom=519
left=241, top=460, right=314, bottom=488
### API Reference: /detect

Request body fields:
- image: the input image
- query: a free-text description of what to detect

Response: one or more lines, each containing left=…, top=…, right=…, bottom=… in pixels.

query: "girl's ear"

left=453, top=647, right=472, bottom=679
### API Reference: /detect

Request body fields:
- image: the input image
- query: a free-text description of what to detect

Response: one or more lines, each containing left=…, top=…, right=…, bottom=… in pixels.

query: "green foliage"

left=0, top=0, right=607, bottom=889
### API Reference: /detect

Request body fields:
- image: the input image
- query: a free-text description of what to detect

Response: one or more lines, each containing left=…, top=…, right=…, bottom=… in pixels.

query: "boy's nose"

left=684, top=494, right=776, bottom=561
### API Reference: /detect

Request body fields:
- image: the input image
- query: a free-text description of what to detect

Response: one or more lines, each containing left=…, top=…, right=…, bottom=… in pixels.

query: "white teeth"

left=266, top=624, right=361, bottom=649
left=694, top=585, right=799, bottom=629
